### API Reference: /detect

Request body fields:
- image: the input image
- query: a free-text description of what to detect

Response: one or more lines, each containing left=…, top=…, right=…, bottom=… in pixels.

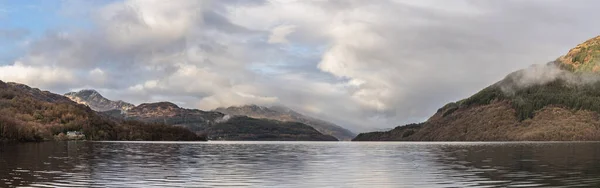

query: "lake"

left=1, top=141, right=600, bottom=187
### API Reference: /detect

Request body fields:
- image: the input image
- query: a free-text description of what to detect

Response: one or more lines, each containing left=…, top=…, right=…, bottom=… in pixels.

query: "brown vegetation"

left=353, top=100, right=600, bottom=141
left=558, top=35, right=600, bottom=72
left=0, top=80, right=205, bottom=142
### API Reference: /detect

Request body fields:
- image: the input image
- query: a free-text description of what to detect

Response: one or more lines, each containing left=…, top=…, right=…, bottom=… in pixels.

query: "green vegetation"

left=559, top=36, right=600, bottom=72
left=352, top=123, right=422, bottom=141
left=0, top=81, right=204, bottom=142
left=440, top=78, right=600, bottom=121
left=210, top=116, right=338, bottom=141
left=571, top=45, right=600, bottom=73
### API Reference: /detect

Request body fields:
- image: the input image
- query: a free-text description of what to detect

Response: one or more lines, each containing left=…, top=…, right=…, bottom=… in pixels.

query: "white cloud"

left=89, top=68, right=105, bottom=77
left=97, top=0, right=204, bottom=50
left=268, top=24, right=297, bottom=44
left=0, top=62, right=75, bottom=89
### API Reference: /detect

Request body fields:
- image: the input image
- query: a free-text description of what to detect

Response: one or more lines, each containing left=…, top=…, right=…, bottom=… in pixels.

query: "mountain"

left=122, top=102, right=338, bottom=141
left=209, top=116, right=338, bottom=141
left=64, top=90, right=227, bottom=132
left=0, top=81, right=204, bottom=142
left=354, top=35, right=600, bottom=141
left=64, top=90, right=134, bottom=112
left=215, top=105, right=356, bottom=140
left=122, top=102, right=225, bottom=132
left=85, top=99, right=338, bottom=141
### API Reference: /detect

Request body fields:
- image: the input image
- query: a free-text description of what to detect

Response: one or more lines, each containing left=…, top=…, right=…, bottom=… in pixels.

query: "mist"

left=498, top=61, right=600, bottom=95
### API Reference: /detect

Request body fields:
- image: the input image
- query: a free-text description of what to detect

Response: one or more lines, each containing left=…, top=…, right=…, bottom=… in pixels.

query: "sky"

left=1, top=0, right=600, bottom=132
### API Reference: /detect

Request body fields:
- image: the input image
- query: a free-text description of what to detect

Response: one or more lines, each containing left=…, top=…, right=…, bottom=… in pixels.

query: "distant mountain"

left=64, top=89, right=340, bottom=141
left=0, top=81, right=204, bottom=142
left=354, top=35, right=600, bottom=141
left=65, top=90, right=134, bottom=112
left=101, top=101, right=338, bottom=141
left=215, top=105, right=356, bottom=140
left=209, top=116, right=338, bottom=141
left=122, top=102, right=225, bottom=132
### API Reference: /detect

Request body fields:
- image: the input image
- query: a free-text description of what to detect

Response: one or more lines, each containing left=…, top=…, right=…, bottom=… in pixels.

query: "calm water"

left=1, top=141, right=600, bottom=187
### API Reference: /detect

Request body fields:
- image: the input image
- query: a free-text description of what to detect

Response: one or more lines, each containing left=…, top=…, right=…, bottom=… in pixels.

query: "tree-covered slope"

left=209, top=116, right=338, bottom=141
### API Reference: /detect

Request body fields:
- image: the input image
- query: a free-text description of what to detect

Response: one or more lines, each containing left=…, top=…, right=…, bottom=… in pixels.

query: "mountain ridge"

left=64, top=91, right=339, bottom=141
left=62, top=90, right=354, bottom=141
left=215, top=104, right=356, bottom=140
left=123, top=101, right=225, bottom=132
left=64, top=89, right=134, bottom=112
left=116, top=102, right=339, bottom=141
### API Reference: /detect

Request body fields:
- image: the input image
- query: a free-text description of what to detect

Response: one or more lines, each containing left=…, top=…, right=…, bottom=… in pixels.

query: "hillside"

left=65, top=90, right=134, bottom=112
left=209, top=116, right=338, bottom=141
left=354, top=35, right=600, bottom=141
left=124, top=102, right=224, bottom=132
left=0, top=81, right=204, bottom=141
left=215, top=105, right=355, bottom=140
left=557, top=35, right=600, bottom=73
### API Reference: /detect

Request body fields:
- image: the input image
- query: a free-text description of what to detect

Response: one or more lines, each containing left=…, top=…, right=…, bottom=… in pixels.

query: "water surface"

left=1, top=141, right=600, bottom=187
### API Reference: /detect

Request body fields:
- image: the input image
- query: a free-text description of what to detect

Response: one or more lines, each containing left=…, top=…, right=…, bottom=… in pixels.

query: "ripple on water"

left=2, top=141, right=600, bottom=187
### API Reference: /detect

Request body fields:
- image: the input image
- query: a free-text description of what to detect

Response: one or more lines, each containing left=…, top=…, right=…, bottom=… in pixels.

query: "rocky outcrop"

left=64, top=90, right=134, bottom=112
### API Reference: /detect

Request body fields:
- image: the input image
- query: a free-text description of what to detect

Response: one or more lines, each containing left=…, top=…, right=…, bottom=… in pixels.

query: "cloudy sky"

left=1, top=0, right=600, bottom=132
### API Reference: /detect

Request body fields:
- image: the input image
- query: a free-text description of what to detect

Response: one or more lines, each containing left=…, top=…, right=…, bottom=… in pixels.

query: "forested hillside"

left=0, top=81, right=203, bottom=142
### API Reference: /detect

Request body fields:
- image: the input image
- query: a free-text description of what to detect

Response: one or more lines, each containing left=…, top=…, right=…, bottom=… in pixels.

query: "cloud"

left=498, top=62, right=600, bottom=95
left=97, top=0, right=203, bottom=51
left=0, top=62, right=76, bottom=90
left=268, top=25, right=297, bottom=44
left=3, top=0, right=600, bottom=132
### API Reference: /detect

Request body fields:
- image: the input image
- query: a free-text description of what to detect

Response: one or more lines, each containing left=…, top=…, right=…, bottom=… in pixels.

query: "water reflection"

left=1, top=141, right=600, bottom=187
left=432, top=142, right=600, bottom=187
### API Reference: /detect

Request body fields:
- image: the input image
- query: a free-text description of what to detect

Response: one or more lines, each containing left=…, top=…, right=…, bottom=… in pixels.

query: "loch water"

left=1, top=141, right=600, bottom=187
